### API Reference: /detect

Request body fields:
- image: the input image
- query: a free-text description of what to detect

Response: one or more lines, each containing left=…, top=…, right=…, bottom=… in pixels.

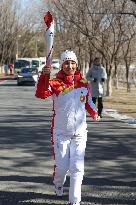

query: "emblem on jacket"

left=80, top=91, right=86, bottom=102
left=80, top=95, right=85, bottom=102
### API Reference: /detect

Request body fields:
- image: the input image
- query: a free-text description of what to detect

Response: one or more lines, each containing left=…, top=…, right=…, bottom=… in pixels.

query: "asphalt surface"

left=0, top=79, right=136, bottom=205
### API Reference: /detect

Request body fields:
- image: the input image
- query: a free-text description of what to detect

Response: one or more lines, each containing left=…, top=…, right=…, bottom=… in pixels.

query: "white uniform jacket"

left=35, top=70, right=98, bottom=135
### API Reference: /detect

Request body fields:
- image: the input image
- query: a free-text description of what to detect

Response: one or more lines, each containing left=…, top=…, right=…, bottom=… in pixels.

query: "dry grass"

left=103, top=83, right=136, bottom=118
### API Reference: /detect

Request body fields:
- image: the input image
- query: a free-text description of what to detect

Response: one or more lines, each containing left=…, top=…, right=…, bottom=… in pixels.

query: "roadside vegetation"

left=104, top=82, right=136, bottom=118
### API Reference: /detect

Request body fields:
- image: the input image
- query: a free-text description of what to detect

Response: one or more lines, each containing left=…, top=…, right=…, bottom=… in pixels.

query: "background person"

left=4, top=64, right=8, bottom=76
left=86, top=57, right=107, bottom=118
left=9, top=64, right=14, bottom=75
left=35, top=50, right=100, bottom=205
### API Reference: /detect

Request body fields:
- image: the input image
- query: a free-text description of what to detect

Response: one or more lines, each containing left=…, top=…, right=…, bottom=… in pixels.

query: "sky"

left=21, top=0, right=29, bottom=5
left=21, top=0, right=39, bottom=9
left=20, top=0, right=42, bottom=15
left=20, top=0, right=46, bottom=12
left=20, top=0, right=29, bottom=9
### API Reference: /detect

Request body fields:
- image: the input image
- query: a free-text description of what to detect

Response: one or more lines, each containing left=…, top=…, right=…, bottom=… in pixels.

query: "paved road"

left=0, top=80, right=136, bottom=205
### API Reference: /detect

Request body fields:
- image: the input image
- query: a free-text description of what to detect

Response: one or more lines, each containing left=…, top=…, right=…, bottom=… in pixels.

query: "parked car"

left=52, top=59, right=60, bottom=69
left=17, top=67, right=38, bottom=86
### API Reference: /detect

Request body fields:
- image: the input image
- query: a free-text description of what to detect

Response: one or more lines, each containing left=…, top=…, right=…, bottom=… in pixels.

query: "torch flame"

left=44, top=11, right=54, bottom=28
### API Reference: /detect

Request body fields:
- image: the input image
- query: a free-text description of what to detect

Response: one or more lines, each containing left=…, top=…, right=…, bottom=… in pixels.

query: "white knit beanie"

left=60, top=50, right=78, bottom=66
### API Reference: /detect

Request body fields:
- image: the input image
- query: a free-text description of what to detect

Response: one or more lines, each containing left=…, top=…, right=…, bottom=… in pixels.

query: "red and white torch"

left=44, top=11, right=54, bottom=67
left=43, top=11, right=54, bottom=89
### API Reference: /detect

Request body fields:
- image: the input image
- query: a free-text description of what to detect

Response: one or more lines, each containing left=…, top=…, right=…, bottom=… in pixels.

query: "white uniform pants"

left=53, top=132, right=87, bottom=203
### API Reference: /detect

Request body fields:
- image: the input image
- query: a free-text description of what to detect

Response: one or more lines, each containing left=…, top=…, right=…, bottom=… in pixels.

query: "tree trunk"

left=113, top=61, right=119, bottom=89
left=114, top=74, right=119, bottom=89
left=127, top=79, right=131, bottom=92
left=126, top=64, right=131, bottom=92
left=106, top=76, right=112, bottom=96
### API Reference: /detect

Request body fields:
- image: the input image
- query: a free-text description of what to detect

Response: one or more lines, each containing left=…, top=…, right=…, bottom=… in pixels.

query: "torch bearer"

left=44, top=11, right=54, bottom=89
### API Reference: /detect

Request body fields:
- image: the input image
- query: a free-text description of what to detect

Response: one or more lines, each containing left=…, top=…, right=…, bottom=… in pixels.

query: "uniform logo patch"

left=80, top=95, right=85, bottom=102
left=80, top=90, right=86, bottom=102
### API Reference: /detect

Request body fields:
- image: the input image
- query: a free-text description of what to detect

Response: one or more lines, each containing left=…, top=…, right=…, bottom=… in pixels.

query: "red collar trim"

left=56, top=70, right=82, bottom=84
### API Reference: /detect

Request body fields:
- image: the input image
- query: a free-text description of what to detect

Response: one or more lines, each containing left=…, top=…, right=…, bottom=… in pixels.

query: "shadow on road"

left=0, top=190, right=67, bottom=205
left=0, top=83, right=35, bottom=87
left=0, top=99, right=136, bottom=204
left=0, top=184, right=135, bottom=205
left=83, top=177, right=136, bottom=187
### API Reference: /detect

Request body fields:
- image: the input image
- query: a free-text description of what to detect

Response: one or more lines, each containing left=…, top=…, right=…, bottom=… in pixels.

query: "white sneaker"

left=55, top=186, right=63, bottom=196
left=68, top=203, right=80, bottom=205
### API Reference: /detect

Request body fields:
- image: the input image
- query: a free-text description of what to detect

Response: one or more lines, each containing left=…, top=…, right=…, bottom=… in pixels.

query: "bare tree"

left=121, top=35, right=135, bottom=92
left=0, top=0, right=47, bottom=66
left=0, top=0, right=20, bottom=65
left=47, top=0, right=136, bottom=96
left=37, top=0, right=136, bottom=95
